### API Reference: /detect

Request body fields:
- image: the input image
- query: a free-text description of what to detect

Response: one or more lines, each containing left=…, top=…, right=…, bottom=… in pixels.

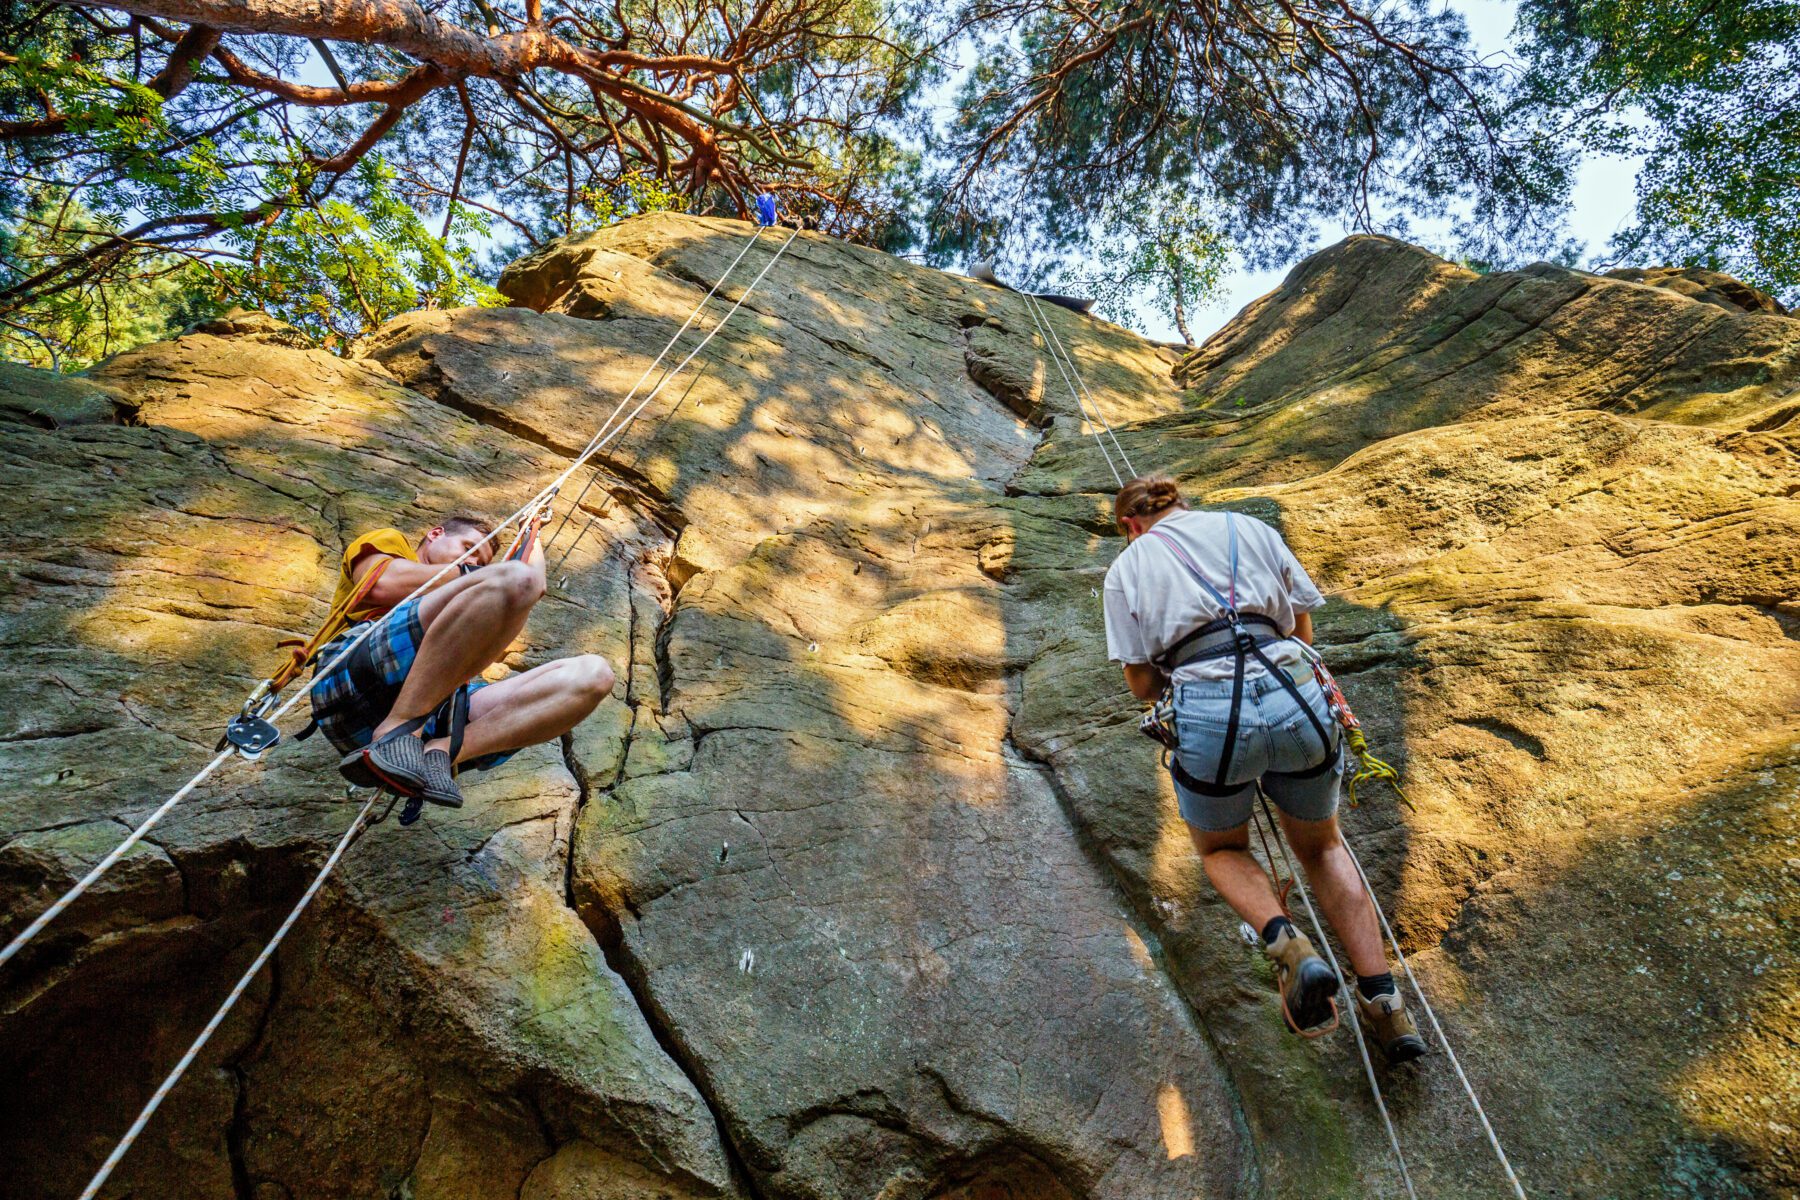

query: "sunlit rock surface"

left=1, top=216, right=1795, bottom=1198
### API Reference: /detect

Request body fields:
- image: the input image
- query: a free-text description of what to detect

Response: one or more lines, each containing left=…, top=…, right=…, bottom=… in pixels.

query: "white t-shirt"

left=1103, top=510, right=1326, bottom=682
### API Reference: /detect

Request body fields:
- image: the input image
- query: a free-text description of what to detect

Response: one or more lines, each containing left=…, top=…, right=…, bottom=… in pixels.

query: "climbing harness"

left=1137, top=518, right=1404, bottom=813
left=1138, top=516, right=1340, bottom=797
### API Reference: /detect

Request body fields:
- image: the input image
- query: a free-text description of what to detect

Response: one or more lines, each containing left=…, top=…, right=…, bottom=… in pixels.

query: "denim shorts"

left=1168, top=669, right=1343, bottom=832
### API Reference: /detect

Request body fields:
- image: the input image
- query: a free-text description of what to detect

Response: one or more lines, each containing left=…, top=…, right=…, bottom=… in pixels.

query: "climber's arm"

left=1123, top=663, right=1167, bottom=702
left=351, top=547, right=490, bottom=610
left=1292, top=611, right=1313, bottom=646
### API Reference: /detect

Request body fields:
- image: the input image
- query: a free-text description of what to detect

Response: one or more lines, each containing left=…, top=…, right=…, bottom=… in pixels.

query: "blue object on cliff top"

left=755, top=194, right=778, bottom=227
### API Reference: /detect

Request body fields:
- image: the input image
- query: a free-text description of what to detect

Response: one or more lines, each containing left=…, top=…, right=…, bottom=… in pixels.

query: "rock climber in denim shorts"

left=1103, top=476, right=1425, bottom=1062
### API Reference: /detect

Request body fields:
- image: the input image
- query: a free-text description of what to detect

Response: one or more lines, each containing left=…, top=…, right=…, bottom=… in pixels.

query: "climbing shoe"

left=418, top=748, right=464, bottom=810
left=342, top=728, right=428, bottom=796
left=1356, top=987, right=1429, bottom=1065
left=1263, top=924, right=1340, bottom=1033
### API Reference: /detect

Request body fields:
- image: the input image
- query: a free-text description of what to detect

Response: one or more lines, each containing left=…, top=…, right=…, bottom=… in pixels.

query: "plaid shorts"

left=308, top=596, right=515, bottom=772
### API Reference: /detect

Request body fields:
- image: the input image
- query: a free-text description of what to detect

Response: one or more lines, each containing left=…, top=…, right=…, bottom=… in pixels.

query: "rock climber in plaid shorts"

left=309, top=515, right=615, bottom=812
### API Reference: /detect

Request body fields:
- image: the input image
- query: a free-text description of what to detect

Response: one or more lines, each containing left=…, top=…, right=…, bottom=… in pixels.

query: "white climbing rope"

left=76, top=794, right=377, bottom=1200
left=1341, top=835, right=1530, bottom=1199
left=539, top=225, right=774, bottom=552
left=1256, top=795, right=1420, bottom=1200
left=1018, top=289, right=1124, bottom=486
left=0, top=224, right=801, bottom=972
left=1020, top=289, right=1140, bottom=481
left=0, top=748, right=237, bottom=969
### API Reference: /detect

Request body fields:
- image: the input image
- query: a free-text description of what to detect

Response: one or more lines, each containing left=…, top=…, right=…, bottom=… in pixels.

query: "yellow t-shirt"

left=330, top=528, right=417, bottom=622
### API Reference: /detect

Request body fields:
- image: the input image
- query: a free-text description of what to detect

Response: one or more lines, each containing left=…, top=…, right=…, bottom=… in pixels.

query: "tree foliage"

left=1078, top=186, right=1229, bottom=346
left=8, top=0, right=1795, bottom=368
left=0, top=193, right=215, bottom=366
left=1, top=0, right=930, bottom=362
left=919, top=0, right=1573, bottom=274
left=1515, top=0, right=1800, bottom=302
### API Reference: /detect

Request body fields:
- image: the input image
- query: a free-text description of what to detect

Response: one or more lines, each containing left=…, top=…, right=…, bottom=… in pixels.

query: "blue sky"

left=1119, top=0, right=1647, bottom=344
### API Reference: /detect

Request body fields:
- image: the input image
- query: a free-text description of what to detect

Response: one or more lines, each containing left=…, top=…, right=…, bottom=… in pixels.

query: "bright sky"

left=1120, top=0, right=1647, bottom=345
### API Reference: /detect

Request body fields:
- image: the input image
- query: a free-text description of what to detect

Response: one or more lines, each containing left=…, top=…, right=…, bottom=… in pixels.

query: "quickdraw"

left=1138, top=690, right=1179, bottom=752
left=1295, top=644, right=1411, bottom=810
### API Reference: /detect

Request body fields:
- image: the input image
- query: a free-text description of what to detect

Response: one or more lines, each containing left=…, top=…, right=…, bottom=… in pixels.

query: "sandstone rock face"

left=1, top=217, right=1796, bottom=1200
left=1604, top=265, right=1790, bottom=317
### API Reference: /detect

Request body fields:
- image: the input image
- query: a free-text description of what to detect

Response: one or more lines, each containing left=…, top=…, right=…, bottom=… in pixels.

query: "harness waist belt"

left=1155, top=612, right=1284, bottom=672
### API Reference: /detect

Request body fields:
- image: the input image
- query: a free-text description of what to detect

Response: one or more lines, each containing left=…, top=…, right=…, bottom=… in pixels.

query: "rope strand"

left=1257, top=795, right=1419, bottom=1200
left=539, top=227, right=770, bottom=552
left=1017, top=288, right=1125, bottom=487
left=1022, top=290, right=1139, bottom=478
left=77, top=794, right=377, bottom=1200
left=1, top=748, right=233, bottom=968
left=1341, top=835, right=1530, bottom=1199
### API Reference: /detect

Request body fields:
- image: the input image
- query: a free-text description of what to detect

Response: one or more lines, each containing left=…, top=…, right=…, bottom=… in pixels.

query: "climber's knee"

left=1192, top=824, right=1250, bottom=859
left=566, top=654, right=615, bottom=708
left=484, top=560, right=545, bottom=611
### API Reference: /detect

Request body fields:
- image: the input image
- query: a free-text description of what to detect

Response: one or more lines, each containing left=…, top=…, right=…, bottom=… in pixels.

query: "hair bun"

left=1113, top=474, right=1185, bottom=523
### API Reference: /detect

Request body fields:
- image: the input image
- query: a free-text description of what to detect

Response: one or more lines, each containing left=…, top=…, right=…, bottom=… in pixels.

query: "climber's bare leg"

left=373, top=561, right=545, bottom=737
left=1190, top=824, right=1286, bottom=931
left=1280, top=812, right=1387, bottom=978
left=424, top=655, right=615, bottom=764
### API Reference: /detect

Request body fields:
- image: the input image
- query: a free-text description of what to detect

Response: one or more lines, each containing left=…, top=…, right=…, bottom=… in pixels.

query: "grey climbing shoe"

left=419, top=748, right=464, bottom=810
left=1264, top=924, right=1340, bottom=1033
left=343, top=727, right=428, bottom=796
left=1357, top=987, right=1429, bottom=1064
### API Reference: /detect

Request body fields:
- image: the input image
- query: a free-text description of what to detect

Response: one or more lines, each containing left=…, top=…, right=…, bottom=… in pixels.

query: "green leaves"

left=1079, top=185, right=1231, bottom=346
left=572, top=168, right=689, bottom=235
left=2, top=0, right=933, bottom=367
left=0, top=190, right=218, bottom=369
left=924, top=0, right=1558, bottom=274
left=213, top=158, right=503, bottom=351
left=1515, top=0, right=1800, bottom=303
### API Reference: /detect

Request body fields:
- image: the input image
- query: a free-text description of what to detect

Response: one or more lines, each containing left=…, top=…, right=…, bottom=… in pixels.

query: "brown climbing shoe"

left=1357, top=987, right=1429, bottom=1064
left=1263, top=924, right=1339, bottom=1033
